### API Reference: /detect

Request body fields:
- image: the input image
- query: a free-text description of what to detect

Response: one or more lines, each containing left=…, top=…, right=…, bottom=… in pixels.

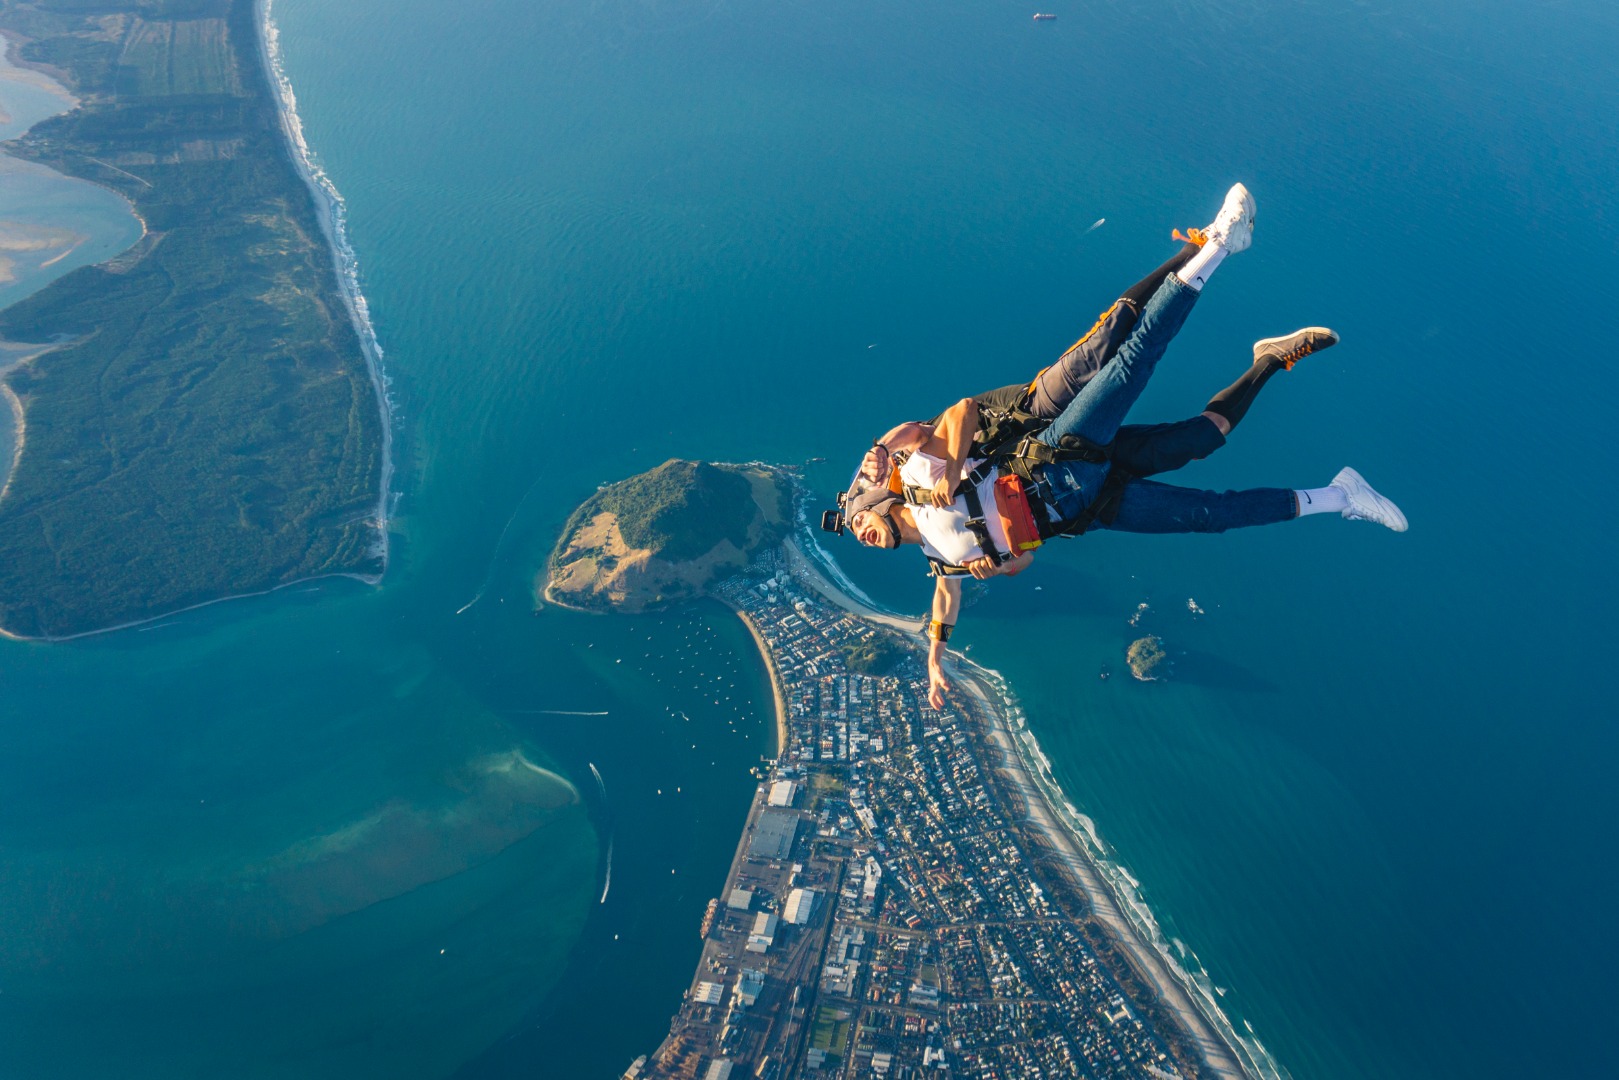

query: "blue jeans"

left=1033, top=274, right=1202, bottom=521
left=1100, top=480, right=1297, bottom=534
left=1036, top=274, right=1200, bottom=452
left=1028, top=274, right=1298, bottom=534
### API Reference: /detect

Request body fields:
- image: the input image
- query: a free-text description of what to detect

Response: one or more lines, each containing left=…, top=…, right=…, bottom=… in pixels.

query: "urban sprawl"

left=628, top=548, right=1231, bottom=1080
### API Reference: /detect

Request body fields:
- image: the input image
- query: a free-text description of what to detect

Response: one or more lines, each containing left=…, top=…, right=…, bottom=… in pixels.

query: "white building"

left=783, top=887, right=816, bottom=925
left=746, top=912, right=779, bottom=953
left=767, top=779, right=797, bottom=807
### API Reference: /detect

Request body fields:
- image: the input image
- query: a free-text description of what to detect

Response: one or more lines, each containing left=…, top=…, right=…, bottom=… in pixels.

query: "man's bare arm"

left=923, top=398, right=979, bottom=506
left=926, top=575, right=962, bottom=709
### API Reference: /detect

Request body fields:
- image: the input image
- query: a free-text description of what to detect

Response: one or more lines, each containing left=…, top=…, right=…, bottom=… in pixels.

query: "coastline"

left=783, top=525, right=1277, bottom=1079
left=950, top=654, right=1276, bottom=1079
left=257, top=0, right=393, bottom=565
left=719, top=598, right=790, bottom=759
left=781, top=535, right=923, bottom=635
left=0, top=381, right=22, bottom=504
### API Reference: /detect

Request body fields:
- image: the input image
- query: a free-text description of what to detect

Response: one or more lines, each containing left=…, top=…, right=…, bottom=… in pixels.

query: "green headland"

left=543, top=459, right=792, bottom=612
left=0, top=0, right=384, bottom=639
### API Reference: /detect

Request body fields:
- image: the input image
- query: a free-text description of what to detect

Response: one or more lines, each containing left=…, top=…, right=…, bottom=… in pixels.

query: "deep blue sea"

left=1, top=0, right=1615, bottom=1077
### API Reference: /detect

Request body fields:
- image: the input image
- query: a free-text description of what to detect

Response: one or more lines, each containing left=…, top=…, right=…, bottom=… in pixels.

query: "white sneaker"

left=1203, top=183, right=1255, bottom=253
left=1331, top=467, right=1408, bottom=532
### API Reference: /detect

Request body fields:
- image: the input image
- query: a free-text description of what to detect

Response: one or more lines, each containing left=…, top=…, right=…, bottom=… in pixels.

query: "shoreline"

left=719, top=598, right=790, bottom=759
left=781, top=535, right=923, bottom=635
left=0, top=568, right=380, bottom=643
left=0, top=381, right=22, bottom=503
left=783, top=521, right=1279, bottom=1079
left=950, top=654, right=1276, bottom=1079
left=257, top=0, right=393, bottom=567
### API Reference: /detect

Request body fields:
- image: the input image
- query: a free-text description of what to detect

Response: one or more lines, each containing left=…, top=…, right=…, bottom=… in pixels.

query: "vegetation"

left=0, top=0, right=383, bottom=637
left=842, top=635, right=904, bottom=676
left=545, top=461, right=794, bottom=612
left=591, top=459, right=758, bottom=560
left=1126, top=636, right=1167, bottom=681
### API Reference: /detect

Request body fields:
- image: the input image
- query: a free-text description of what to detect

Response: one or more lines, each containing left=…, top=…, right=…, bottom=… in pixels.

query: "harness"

left=903, top=410, right=1133, bottom=577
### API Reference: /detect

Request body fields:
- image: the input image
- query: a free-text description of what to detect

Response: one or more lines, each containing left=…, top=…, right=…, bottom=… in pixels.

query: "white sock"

left=1293, top=485, right=1348, bottom=517
left=1175, top=242, right=1228, bottom=291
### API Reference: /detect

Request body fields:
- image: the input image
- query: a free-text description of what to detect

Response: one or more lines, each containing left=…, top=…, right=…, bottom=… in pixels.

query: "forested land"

left=0, top=0, right=383, bottom=638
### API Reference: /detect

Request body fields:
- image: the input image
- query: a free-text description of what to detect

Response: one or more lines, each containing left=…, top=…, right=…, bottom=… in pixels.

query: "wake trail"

left=589, top=763, right=611, bottom=903
left=455, top=470, right=550, bottom=615
left=510, top=709, right=610, bottom=716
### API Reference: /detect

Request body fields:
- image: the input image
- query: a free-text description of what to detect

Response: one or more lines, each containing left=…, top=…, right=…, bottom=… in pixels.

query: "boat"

left=699, top=897, right=719, bottom=938
left=1033, top=12, right=1057, bottom=20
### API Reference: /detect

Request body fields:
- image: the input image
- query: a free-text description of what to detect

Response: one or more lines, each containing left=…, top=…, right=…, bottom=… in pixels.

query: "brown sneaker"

left=1253, top=327, right=1339, bottom=370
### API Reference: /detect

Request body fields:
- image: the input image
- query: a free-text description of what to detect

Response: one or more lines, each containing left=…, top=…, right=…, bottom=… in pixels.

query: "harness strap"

left=958, top=481, right=1003, bottom=567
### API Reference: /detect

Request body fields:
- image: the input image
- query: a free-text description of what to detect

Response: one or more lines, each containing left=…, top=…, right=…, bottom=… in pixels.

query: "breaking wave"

left=259, top=0, right=395, bottom=566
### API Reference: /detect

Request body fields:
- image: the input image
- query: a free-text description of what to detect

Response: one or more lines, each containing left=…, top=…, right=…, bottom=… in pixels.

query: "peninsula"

left=550, top=463, right=1263, bottom=1079
left=0, top=0, right=385, bottom=639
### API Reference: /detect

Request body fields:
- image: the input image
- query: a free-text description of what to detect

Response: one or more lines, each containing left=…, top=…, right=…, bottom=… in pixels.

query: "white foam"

left=258, top=0, right=393, bottom=567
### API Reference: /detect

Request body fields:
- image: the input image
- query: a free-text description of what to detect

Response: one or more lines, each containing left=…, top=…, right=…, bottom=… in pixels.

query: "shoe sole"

left=1213, top=183, right=1255, bottom=252
left=1253, top=327, right=1339, bottom=368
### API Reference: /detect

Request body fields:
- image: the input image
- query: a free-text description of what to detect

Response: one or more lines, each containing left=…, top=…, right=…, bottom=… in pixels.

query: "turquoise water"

left=2, top=0, right=1616, bottom=1077
left=0, top=46, right=144, bottom=312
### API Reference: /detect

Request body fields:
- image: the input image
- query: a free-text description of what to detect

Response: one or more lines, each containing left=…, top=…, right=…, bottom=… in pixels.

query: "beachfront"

left=630, top=540, right=1260, bottom=1078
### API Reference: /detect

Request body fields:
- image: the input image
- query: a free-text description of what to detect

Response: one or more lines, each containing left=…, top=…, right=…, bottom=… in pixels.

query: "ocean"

left=1, top=0, right=1615, bottom=1077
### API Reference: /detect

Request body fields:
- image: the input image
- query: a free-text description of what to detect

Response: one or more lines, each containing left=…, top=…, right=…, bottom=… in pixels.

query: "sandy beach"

left=776, top=523, right=1261, bottom=1078
left=256, top=0, right=393, bottom=566
left=781, top=536, right=924, bottom=635
left=950, top=656, right=1258, bottom=1079
left=724, top=601, right=790, bottom=758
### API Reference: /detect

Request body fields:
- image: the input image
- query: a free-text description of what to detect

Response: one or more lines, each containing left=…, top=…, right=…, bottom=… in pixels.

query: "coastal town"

left=626, top=543, right=1249, bottom=1080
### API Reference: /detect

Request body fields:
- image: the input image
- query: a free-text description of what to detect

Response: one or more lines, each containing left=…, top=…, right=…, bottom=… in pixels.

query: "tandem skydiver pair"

left=820, top=184, right=1408, bottom=708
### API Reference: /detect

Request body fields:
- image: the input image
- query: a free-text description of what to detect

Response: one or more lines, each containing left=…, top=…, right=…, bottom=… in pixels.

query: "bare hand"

left=859, top=444, right=891, bottom=485
left=928, top=666, right=949, bottom=709
left=930, top=475, right=958, bottom=508
left=963, top=555, right=998, bottom=580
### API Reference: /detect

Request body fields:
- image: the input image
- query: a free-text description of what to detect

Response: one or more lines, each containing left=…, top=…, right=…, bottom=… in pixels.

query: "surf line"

left=260, top=0, right=394, bottom=570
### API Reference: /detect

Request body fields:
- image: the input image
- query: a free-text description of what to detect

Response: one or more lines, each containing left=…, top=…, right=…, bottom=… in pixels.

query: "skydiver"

left=820, top=185, right=1407, bottom=708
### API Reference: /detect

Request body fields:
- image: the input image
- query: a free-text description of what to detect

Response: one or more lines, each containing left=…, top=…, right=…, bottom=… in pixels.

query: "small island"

left=1127, top=635, right=1169, bottom=681
left=542, top=459, right=792, bottom=612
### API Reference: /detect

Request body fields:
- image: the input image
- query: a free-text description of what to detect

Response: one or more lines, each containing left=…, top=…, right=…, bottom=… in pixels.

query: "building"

left=703, top=1061, right=734, bottom=1080
left=767, top=779, right=797, bottom=807
left=783, top=887, right=816, bottom=925
left=727, top=887, right=754, bottom=911
left=748, top=810, right=798, bottom=862
left=692, top=980, right=724, bottom=1005
left=746, top=911, right=780, bottom=953
left=734, top=968, right=765, bottom=1007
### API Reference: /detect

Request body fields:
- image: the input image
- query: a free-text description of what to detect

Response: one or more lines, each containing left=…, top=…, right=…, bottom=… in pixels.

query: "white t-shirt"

left=898, top=451, right=1012, bottom=567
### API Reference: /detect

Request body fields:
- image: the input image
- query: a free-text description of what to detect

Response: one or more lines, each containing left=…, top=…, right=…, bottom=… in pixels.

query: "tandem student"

left=821, top=185, right=1406, bottom=708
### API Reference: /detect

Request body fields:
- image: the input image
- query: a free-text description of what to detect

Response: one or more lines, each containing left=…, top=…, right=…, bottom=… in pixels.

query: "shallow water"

left=1, top=0, right=1616, bottom=1076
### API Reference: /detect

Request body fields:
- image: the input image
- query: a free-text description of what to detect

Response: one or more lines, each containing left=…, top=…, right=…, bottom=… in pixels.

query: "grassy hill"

left=545, top=461, right=793, bottom=612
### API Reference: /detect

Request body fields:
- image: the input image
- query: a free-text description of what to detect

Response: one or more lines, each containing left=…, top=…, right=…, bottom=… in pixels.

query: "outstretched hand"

left=928, top=667, right=950, bottom=710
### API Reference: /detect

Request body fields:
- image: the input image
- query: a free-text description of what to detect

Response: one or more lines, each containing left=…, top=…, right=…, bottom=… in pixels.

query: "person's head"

left=849, top=507, right=900, bottom=549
